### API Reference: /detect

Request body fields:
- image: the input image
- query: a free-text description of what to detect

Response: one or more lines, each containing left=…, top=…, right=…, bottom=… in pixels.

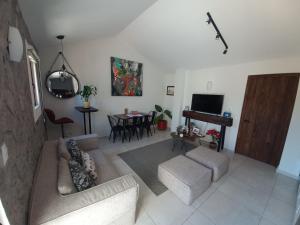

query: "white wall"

left=171, top=56, right=300, bottom=178
left=40, top=35, right=168, bottom=137
left=162, top=73, right=175, bottom=127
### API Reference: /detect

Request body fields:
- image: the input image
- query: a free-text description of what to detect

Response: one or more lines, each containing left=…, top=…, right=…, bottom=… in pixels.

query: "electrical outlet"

left=0, top=143, right=8, bottom=168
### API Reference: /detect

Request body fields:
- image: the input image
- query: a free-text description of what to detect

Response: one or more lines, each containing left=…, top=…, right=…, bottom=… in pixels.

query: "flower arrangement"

left=206, top=129, right=221, bottom=143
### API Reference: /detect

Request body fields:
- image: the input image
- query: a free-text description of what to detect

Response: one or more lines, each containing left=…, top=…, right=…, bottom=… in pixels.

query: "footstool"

left=186, top=146, right=230, bottom=182
left=158, top=155, right=212, bottom=205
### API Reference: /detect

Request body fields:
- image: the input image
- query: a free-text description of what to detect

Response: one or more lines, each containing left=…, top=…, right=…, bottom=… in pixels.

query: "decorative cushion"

left=82, top=152, right=98, bottom=180
left=58, top=138, right=71, bottom=160
left=69, top=160, right=96, bottom=191
left=57, top=157, right=76, bottom=195
left=66, top=139, right=82, bottom=164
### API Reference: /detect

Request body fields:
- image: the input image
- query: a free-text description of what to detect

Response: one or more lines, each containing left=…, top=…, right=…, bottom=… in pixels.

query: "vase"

left=209, top=141, right=217, bottom=149
left=157, top=120, right=167, bottom=130
left=83, top=101, right=90, bottom=108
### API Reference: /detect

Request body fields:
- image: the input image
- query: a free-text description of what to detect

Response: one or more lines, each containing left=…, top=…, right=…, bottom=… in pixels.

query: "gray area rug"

left=118, top=139, right=196, bottom=195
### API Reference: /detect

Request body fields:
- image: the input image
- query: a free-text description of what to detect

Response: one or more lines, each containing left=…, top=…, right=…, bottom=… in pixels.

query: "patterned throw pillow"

left=69, top=160, right=95, bottom=192
left=66, top=139, right=82, bottom=164
left=81, top=152, right=98, bottom=180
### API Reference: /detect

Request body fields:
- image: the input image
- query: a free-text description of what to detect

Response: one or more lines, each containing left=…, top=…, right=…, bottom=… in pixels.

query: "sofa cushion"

left=66, top=139, right=82, bottom=164
left=57, top=157, right=76, bottom=195
left=82, top=152, right=98, bottom=180
left=57, top=138, right=71, bottom=160
left=89, top=149, right=119, bottom=184
left=69, top=160, right=96, bottom=191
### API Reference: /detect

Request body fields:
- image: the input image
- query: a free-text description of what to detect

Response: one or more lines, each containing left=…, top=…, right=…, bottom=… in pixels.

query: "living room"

left=1, top=0, right=300, bottom=225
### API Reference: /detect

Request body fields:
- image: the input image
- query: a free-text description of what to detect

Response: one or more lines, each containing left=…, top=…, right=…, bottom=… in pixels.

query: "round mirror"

left=45, top=70, right=80, bottom=99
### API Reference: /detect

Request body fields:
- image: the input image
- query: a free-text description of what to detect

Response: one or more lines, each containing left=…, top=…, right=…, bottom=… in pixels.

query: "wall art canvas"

left=111, top=57, right=143, bottom=96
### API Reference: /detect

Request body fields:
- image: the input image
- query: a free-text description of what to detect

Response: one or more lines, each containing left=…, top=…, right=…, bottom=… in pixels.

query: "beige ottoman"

left=186, top=146, right=230, bottom=182
left=158, top=155, right=212, bottom=205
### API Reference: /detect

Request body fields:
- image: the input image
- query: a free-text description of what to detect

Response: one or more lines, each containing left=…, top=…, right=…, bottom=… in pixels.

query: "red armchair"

left=44, top=108, right=73, bottom=138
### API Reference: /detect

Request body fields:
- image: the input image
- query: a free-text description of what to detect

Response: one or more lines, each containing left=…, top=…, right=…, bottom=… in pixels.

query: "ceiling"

left=19, top=0, right=300, bottom=71
left=122, top=0, right=300, bottom=71
left=18, top=0, right=157, bottom=48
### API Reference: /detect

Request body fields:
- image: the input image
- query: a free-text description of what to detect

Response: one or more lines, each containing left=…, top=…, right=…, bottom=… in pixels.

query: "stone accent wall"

left=0, top=0, right=45, bottom=225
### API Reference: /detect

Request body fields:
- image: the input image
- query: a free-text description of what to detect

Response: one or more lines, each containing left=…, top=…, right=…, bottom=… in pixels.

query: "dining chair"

left=141, top=114, right=152, bottom=137
left=44, top=108, right=74, bottom=138
left=149, top=111, right=157, bottom=134
left=107, top=115, right=123, bottom=142
left=128, top=116, right=143, bottom=141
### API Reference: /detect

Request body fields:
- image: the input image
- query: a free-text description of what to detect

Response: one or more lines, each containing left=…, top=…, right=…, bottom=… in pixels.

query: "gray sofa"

left=29, top=134, right=139, bottom=225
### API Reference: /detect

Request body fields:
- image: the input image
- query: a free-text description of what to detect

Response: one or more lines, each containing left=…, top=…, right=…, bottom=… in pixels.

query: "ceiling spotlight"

left=206, top=12, right=229, bottom=55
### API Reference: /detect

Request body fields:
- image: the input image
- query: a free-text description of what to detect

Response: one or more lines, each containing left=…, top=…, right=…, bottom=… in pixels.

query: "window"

left=26, top=41, right=42, bottom=122
left=0, top=199, right=10, bottom=225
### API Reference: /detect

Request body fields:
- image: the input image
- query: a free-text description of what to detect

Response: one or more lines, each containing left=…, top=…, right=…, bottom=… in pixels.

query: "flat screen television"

left=191, top=94, right=224, bottom=115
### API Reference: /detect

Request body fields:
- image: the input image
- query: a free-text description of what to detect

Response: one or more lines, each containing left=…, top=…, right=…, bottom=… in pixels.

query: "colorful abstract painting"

left=111, top=57, right=143, bottom=96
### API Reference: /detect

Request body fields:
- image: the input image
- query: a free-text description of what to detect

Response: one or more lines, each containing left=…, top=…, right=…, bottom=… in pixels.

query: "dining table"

left=113, top=112, right=149, bottom=142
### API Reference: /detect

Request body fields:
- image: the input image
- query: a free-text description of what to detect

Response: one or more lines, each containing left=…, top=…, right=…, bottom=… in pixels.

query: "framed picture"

left=167, top=86, right=174, bottom=96
left=192, top=127, right=200, bottom=135
left=111, top=57, right=143, bottom=96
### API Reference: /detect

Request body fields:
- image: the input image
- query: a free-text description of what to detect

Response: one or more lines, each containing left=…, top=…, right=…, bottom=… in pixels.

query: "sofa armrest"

left=65, top=134, right=100, bottom=151
left=40, top=175, right=139, bottom=225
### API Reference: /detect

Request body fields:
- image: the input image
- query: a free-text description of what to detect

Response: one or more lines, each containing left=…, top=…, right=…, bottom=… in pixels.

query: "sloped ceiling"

left=18, top=0, right=300, bottom=71
left=18, top=0, right=157, bottom=48
left=122, top=0, right=300, bottom=71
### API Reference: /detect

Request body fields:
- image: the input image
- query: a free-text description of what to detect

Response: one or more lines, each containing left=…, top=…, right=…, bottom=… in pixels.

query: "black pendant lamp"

left=47, top=35, right=76, bottom=76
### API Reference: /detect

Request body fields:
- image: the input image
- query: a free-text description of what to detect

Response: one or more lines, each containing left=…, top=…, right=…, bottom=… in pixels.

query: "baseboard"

left=276, top=168, right=299, bottom=180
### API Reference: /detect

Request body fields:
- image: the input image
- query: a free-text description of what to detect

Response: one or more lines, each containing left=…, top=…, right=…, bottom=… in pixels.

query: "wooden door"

left=235, top=74, right=299, bottom=166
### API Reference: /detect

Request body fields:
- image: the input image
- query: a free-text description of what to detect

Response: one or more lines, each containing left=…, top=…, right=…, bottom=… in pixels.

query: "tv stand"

left=182, top=110, right=233, bottom=151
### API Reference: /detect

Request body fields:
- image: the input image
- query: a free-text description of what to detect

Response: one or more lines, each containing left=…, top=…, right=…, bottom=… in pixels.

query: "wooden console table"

left=182, top=111, right=233, bottom=152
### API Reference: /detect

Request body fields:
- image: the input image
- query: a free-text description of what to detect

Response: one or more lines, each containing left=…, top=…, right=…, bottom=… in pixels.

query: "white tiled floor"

left=49, top=127, right=298, bottom=225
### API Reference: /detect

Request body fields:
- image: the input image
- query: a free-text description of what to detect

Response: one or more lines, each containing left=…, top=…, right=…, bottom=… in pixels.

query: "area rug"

left=118, top=139, right=196, bottom=195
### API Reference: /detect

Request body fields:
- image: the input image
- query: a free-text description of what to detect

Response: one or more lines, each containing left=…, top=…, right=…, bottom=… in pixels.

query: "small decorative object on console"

left=223, top=112, right=231, bottom=117
left=176, top=125, right=184, bottom=135
left=192, top=127, right=200, bottom=135
left=206, top=129, right=221, bottom=149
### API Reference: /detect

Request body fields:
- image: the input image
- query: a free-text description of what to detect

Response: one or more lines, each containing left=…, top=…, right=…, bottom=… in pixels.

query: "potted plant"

left=78, top=85, right=97, bottom=108
left=154, top=104, right=172, bottom=130
left=206, top=129, right=221, bottom=149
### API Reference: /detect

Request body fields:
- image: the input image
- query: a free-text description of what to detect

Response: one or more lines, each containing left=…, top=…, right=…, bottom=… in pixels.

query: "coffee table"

left=170, top=132, right=199, bottom=152
left=170, top=132, right=214, bottom=151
